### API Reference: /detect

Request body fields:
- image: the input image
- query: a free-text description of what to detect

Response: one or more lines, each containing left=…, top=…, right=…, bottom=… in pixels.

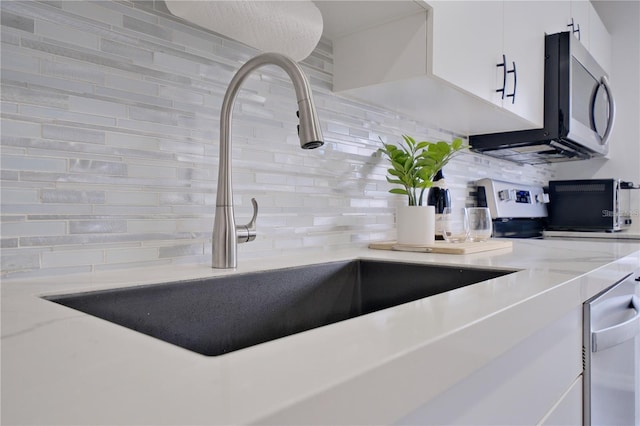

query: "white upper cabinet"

left=429, top=1, right=550, bottom=128
left=318, top=0, right=611, bottom=136
left=429, top=1, right=503, bottom=108
left=429, top=0, right=549, bottom=128
left=569, top=0, right=591, bottom=43
left=586, top=3, right=612, bottom=74
left=330, top=2, right=540, bottom=135
left=542, top=1, right=573, bottom=35
left=502, top=2, right=548, bottom=126
left=501, top=1, right=589, bottom=128
left=540, top=0, right=611, bottom=73
left=332, top=11, right=428, bottom=91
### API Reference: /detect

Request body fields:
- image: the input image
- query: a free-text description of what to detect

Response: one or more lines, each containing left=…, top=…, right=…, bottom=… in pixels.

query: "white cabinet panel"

left=587, top=3, right=612, bottom=74
left=333, top=12, right=427, bottom=92
left=429, top=1, right=503, bottom=106
left=332, top=9, right=537, bottom=135
left=540, top=376, right=583, bottom=425
left=430, top=0, right=548, bottom=127
left=570, top=0, right=591, bottom=45
left=542, top=1, right=572, bottom=35
left=502, top=1, right=550, bottom=126
left=397, top=306, right=583, bottom=425
left=566, top=0, right=611, bottom=73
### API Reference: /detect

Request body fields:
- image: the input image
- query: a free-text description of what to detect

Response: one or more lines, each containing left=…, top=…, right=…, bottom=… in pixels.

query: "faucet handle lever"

left=246, top=197, right=258, bottom=230
left=236, top=198, right=258, bottom=244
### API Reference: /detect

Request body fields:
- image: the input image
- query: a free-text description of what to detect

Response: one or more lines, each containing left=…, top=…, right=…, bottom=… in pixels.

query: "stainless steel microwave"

left=470, top=32, right=616, bottom=164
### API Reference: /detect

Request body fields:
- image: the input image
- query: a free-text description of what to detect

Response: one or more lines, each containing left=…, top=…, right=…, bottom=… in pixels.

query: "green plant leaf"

left=402, top=134, right=416, bottom=148
left=386, top=177, right=404, bottom=185
left=416, top=157, right=436, bottom=167
left=417, top=167, right=434, bottom=181
left=391, top=159, right=405, bottom=172
left=403, top=156, right=413, bottom=171
left=391, top=150, right=406, bottom=162
left=415, top=141, right=430, bottom=150
left=389, top=188, right=408, bottom=195
left=384, top=144, right=398, bottom=153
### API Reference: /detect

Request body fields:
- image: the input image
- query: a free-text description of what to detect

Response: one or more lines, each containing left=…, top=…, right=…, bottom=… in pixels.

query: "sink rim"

left=42, top=258, right=520, bottom=357
left=41, top=257, right=521, bottom=299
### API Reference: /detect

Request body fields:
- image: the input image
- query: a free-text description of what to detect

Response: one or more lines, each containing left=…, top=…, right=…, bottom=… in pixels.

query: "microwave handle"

left=598, top=76, right=616, bottom=146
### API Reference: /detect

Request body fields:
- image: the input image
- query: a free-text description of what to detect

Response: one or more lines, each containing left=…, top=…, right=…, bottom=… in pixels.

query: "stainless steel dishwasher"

left=583, top=268, right=640, bottom=425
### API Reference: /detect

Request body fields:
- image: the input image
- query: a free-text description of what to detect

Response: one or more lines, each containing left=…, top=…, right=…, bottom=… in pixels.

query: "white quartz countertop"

left=543, top=230, right=640, bottom=240
left=2, top=239, right=640, bottom=425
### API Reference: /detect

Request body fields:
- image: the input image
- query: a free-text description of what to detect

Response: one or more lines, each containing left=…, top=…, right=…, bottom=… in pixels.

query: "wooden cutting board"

left=368, top=239, right=513, bottom=254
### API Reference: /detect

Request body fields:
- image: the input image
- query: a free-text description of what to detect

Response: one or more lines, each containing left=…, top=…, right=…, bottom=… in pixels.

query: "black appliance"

left=470, top=32, right=615, bottom=164
left=547, top=179, right=632, bottom=232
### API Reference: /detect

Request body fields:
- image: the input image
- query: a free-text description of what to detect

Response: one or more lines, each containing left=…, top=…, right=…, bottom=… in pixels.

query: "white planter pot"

left=396, top=205, right=436, bottom=245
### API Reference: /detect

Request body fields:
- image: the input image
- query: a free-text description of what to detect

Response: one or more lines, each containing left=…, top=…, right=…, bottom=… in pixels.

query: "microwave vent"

left=555, top=183, right=606, bottom=193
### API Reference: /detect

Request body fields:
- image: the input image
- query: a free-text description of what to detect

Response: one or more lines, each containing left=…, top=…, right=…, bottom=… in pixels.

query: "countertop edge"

left=2, top=240, right=640, bottom=425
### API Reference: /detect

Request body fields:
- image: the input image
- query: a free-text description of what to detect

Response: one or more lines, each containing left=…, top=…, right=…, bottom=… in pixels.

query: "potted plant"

left=379, top=135, right=468, bottom=245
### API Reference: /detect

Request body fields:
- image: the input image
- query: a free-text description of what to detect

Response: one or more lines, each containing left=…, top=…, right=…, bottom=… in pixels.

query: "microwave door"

left=567, top=46, right=615, bottom=156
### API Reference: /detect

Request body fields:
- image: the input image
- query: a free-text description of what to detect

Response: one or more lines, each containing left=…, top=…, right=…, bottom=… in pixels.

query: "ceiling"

left=590, top=1, right=639, bottom=34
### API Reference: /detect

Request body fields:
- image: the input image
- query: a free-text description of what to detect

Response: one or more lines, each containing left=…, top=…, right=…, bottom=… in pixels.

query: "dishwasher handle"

left=592, top=295, right=640, bottom=352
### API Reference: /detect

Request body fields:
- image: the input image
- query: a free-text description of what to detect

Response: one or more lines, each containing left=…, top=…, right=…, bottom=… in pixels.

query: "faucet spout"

left=212, top=53, right=324, bottom=269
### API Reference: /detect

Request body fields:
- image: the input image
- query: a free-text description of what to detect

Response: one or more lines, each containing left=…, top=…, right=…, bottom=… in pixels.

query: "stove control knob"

left=498, top=189, right=516, bottom=201
left=535, top=193, right=550, bottom=204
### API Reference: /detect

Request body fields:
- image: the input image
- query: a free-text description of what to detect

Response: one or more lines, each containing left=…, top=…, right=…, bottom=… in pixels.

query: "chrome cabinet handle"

left=496, top=54, right=507, bottom=100
left=592, top=295, right=640, bottom=352
left=506, top=61, right=516, bottom=104
left=236, top=198, right=258, bottom=243
left=568, top=18, right=581, bottom=40
left=597, top=76, right=616, bottom=146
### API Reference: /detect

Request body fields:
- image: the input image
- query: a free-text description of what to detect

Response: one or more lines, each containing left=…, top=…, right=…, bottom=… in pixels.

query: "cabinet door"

left=429, top=1, right=503, bottom=106
left=540, top=376, right=583, bottom=425
left=587, top=2, right=612, bottom=73
left=503, top=1, right=551, bottom=127
left=570, top=0, right=590, bottom=46
left=397, top=306, right=583, bottom=424
left=541, top=1, right=572, bottom=35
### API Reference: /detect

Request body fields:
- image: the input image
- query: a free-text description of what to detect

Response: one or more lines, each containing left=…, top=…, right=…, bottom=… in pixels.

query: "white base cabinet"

left=540, top=376, right=583, bottom=426
left=396, top=306, right=583, bottom=425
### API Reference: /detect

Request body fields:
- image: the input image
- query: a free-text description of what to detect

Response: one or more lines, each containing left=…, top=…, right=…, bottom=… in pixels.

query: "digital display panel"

left=515, top=190, right=531, bottom=203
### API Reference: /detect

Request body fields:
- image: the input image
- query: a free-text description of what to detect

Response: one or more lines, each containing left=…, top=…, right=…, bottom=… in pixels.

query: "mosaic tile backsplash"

left=1, top=1, right=553, bottom=279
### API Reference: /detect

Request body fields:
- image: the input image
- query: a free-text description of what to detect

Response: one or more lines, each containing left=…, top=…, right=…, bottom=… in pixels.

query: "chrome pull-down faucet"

left=212, top=53, right=324, bottom=269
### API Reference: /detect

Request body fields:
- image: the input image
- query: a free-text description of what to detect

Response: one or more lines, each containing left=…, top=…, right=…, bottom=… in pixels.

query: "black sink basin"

left=46, top=260, right=515, bottom=356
